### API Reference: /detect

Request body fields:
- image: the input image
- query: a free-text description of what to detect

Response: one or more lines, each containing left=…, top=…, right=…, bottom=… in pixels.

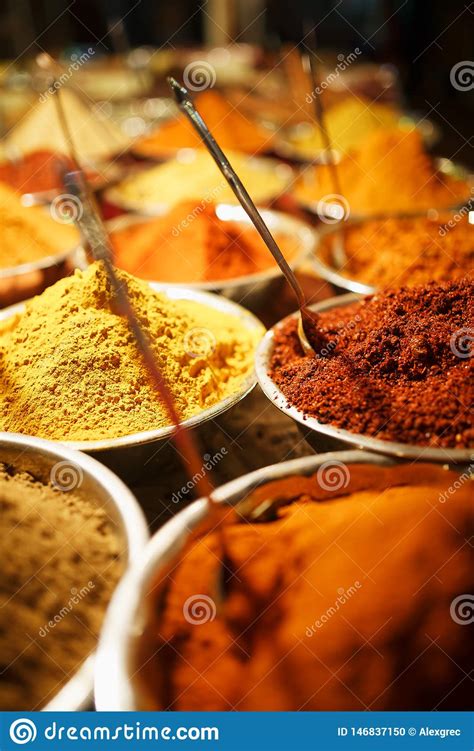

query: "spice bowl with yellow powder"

left=95, top=451, right=473, bottom=711
left=105, top=149, right=294, bottom=216
left=0, top=432, right=148, bottom=711
left=0, top=263, right=264, bottom=467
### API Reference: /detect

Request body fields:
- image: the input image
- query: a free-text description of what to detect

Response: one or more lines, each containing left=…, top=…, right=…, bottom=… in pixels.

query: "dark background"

left=1, top=0, right=473, bottom=165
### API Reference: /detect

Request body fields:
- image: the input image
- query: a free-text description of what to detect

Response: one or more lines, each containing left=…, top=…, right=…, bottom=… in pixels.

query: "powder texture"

left=0, top=463, right=123, bottom=710
left=0, top=263, right=260, bottom=441
left=134, top=90, right=274, bottom=157
left=136, top=463, right=473, bottom=711
left=112, top=150, right=290, bottom=210
left=269, top=278, right=473, bottom=448
left=111, top=201, right=298, bottom=282
left=287, top=97, right=401, bottom=159
left=320, top=213, right=474, bottom=288
left=0, top=181, right=79, bottom=268
left=294, top=129, right=470, bottom=216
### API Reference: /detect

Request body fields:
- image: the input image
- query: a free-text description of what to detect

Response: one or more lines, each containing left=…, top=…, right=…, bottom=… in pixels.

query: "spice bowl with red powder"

left=256, top=279, right=473, bottom=462
left=100, top=203, right=316, bottom=306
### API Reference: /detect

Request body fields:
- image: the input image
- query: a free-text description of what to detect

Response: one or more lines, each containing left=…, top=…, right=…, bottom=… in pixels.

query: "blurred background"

left=0, top=0, right=472, bottom=164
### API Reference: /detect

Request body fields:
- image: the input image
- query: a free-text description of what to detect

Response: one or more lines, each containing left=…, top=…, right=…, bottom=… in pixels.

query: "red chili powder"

left=0, top=150, right=100, bottom=193
left=269, top=277, right=473, bottom=448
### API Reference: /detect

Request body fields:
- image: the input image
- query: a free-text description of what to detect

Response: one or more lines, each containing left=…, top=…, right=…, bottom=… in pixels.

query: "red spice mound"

left=269, top=278, right=473, bottom=448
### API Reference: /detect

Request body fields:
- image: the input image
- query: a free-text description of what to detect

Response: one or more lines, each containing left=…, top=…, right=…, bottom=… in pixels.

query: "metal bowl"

left=293, top=157, right=473, bottom=220
left=309, top=210, right=474, bottom=296
left=255, top=294, right=472, bottom=464
left=95, top=450, right=471, bottom=710
left=0, top=432, right=148, bottom=711
left=95, top=449, right=404, bottom=710
left=0, top=285, right=265, bottom=471
left=102, top=204, right=316, bottom=306
left=104, top=151, right=295, bottom=217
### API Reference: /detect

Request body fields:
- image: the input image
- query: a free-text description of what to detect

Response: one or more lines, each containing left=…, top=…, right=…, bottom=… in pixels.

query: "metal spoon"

left=167, top=76, right=325, bottom=356
left=303, top=25, right=347, bottom=264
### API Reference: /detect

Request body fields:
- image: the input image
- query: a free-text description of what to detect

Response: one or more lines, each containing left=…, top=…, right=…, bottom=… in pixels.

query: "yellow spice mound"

left=0, top=263, right=260, bottom=441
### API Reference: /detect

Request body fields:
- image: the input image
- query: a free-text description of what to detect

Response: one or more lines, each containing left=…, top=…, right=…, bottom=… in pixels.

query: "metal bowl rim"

left=255, top=293, right=473, bottom=464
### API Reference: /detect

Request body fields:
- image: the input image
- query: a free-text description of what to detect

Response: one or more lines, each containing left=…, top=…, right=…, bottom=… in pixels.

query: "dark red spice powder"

left=269, top=277, right=474, bottom=448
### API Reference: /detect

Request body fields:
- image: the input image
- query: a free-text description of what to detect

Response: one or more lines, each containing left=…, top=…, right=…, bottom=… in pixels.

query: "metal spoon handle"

left=303, top=26, right=342, bottom=196
left=167, top=76, right=307, bottom=312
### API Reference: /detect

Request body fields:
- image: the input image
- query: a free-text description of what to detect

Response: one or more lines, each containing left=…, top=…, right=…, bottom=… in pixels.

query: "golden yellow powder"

left=0, top=263, right=262, bottom=441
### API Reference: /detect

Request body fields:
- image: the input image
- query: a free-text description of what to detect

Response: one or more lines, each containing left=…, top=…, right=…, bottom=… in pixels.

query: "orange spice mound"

left=294, top=128, right=470, bottom=216
left=320, top=213, right=474, bottom=288
left=135, top=463, right=473, bottom=711
left=133, top=90, right=275, bottom=157
left=110, top=201, right=298, bottom=282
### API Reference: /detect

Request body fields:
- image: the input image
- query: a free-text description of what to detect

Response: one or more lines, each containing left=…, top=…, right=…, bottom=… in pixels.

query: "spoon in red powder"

left=168, top=76, right=325, bottom=356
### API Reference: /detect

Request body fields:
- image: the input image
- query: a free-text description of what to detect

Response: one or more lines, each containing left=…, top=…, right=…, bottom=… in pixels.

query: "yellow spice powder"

left=0, top=263, right=261, bottom=441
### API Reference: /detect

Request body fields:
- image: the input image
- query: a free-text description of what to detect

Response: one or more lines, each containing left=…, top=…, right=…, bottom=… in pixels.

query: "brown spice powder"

left=269, top=278, right=473, bottom=448
left=0, top=464, right=123, bottom=710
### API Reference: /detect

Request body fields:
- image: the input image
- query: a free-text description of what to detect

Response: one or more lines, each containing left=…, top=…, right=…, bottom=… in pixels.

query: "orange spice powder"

left=135, top=463, right=473, bottom=711
left=133, top=90, right=275, bottom=158
left=110, top=201, right=299, bottom=283
left=294, top=128, right=470, bottom=216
